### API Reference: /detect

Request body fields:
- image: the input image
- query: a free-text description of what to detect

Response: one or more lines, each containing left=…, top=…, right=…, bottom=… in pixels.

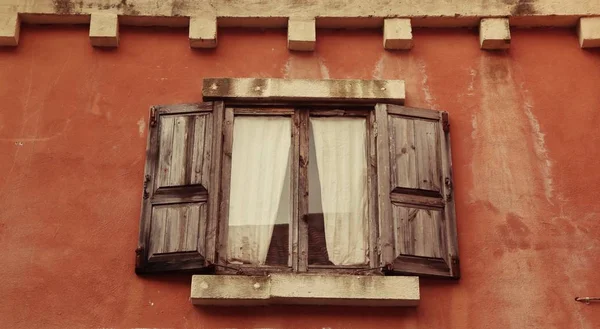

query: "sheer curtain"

left=311, top=117, right=368, bottom=266
left=227, top=116, right=291, bottom=265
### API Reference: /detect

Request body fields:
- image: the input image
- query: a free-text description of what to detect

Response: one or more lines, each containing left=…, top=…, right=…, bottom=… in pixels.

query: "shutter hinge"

left=135, top=246, right=144, bottom=268
left=450, top=256, right=460, bottom=278
left=143, top=174, right=151, bottom=199
left=442, top=112, right=450, bottom=133
left=149, top=107, right=157, bottom=127
left=445, top=177, right=453, bottom=202
left=451, top=256, right=459, bottom=266
left=382, top=263, right=394, bottom=274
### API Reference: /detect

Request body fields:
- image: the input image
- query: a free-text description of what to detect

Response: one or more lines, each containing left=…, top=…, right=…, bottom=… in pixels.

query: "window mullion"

left=217, top=107, right=235, bottom=267
left=296, top=109, right=310, bottom=272
left=367, top=110, right=379, bottom=269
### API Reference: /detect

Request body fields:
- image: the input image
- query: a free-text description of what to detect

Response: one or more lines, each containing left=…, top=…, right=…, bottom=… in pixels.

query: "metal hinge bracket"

left=135, top=246, right=145, bottom=268
left=143, top=174, right=151, bottom=199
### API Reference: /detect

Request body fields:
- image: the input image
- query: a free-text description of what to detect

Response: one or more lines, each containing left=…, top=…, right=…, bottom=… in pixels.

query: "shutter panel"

left=376, top=104, right=459, bottom=279
left=136, top=102, right=223, bottom=274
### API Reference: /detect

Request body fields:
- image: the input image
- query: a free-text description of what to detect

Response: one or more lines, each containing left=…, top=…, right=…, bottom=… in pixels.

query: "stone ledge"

left=3, top=1, right=599, bottom=50
left=191, top=274, right=420, bottom=306
left=288, top=17, right=316, bottom=51
left=190, top=16, right=217, bottom=49
left=202, top=78, right=405, bottom=105
left=578, top=17, right=600, bottom=48
left=480, top=18, right=511, bottom=50
left=89, top=12, right=118, bottom=47
left=2, top=1, right=600, bottom=49
left=0, top=13, right=19, bottom=46
left=383, top=18, right=413, bottom=50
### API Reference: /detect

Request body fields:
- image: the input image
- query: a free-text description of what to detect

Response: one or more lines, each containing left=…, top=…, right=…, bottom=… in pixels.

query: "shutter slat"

left=414, top=119, right=441, bottom=192
left=136, top=102, right=222, bottom=274
left=377, top=103, right=460, bottom=279
left=163, top=206, right=179, bottom=253
left=169, top=116, right=188, bottom=186
left=191, top=115, right=208, bottom=186
left=149, top=206, right=166, bottom=255
left=389, top=117, right=417, bottom=190
left=157, top=116, right=175, bottom=188
left=395, top=207, right=445, bottom=258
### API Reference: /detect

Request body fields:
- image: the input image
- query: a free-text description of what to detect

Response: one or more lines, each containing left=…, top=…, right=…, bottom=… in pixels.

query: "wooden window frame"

left=215, top=105, right=380, bottom=275
left=135, top=99, right=459, bottom=279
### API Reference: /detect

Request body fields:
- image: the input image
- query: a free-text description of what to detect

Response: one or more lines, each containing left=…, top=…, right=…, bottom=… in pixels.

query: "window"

left=135, top=102, right=459, bottom=279
left=217, top=108, right=377, bottom=274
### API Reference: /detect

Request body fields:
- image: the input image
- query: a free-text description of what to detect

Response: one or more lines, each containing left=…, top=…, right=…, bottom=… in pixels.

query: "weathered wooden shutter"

left=136, top=102, right=223, bottom=274
left=375, top=104, right=459, bottom=279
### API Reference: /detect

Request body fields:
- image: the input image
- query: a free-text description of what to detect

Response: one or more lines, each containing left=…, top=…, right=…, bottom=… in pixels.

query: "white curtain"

left=311, top=117, right=368, bottom=266
left=227, top=116, right=291, bottom=265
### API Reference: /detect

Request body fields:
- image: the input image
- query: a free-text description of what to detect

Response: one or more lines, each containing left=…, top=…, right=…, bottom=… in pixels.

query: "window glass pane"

left=308, top=117, right=369, bottom=266
left=227, top=116, right=292, bottom=266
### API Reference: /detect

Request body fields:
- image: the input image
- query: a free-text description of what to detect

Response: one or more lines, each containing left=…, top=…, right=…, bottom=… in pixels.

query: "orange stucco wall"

left=1, top=25, right=599, bottom=328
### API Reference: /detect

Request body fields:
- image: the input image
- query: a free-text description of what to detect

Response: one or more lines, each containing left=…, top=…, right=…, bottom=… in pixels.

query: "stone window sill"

left=190, top=274, right=419, bottom=307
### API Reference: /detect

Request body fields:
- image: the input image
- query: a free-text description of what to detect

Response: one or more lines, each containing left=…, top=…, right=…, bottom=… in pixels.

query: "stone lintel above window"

left=202, top=78, right=406, bottom=105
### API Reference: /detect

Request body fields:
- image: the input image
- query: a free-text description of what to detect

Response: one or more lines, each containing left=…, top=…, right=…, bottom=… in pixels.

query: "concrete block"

left=288, top=18, right=316, bottom=51
left=203, top=78, right=406, bottom=105
left=89, top=13, right=119, bottom=47
left=578, top=17, right=600, bottom=48
left=190, top=16, right=217, bottom=49
left=191, top=274, right=420, bottom=306
left=383, top=18, right=413, bottom=50
left=0, top=13, right=20, bottom=46
left=479, top=18, right=511, bottom=50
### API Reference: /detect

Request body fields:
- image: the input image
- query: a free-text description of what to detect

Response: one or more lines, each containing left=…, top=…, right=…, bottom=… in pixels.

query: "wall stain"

left=523, top=96, right=554, bottom=204
left=497, top=212, right=532, bottom=251
left=512, top=0, right=536, bottom=15
left=485, top=61, right=510, bottom=81
left=172, top=0, right=187, bottom=16
left=118, top=0, right=141, bottom=16
left=0, top=222, right=5, bottom=242
left=283, top=54, right=329, bottom=79
left=94, top=0, right=140, bottom=15
left=52, top=0, right=75, bottom=15
left=137, top=118, right=145, bottom=138
left=473, top=200, right=501, bottom=215
left=498, top=0, right=536, bottom=15
left=45, top=0, right=536, bottom=18
left=506, top=212, right=532, bottom=237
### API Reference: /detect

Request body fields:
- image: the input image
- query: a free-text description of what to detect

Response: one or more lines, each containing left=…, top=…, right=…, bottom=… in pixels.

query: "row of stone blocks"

left=1, top=14, right=599, bottom=50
